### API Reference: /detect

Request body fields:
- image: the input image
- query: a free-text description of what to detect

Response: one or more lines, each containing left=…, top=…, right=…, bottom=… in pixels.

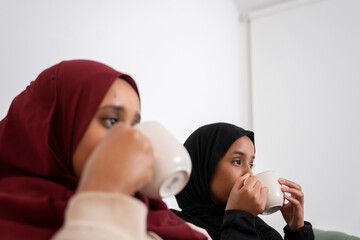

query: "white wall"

left=0, top=0, right=250, bottom=210
left=250, top=0, right=360, bottom=237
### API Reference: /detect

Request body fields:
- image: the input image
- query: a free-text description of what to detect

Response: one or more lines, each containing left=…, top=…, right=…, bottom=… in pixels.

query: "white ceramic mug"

left=134, top=121, right=192, bottom=199
left=255, top=171, right=284, bottom=215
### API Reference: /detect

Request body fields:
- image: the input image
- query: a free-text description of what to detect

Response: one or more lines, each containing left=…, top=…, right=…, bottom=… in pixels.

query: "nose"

left=246, top=166, right=254, bottom=177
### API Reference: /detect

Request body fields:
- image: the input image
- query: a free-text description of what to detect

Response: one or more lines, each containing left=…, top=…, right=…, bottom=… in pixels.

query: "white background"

left=250, top=0, right=360, bottom=237
left=1, top=0, right=359, bottom=237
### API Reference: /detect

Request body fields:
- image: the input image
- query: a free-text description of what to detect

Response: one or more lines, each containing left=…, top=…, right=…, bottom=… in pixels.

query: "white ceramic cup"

left=254, top=171, right=284, bottom=215
left=134, top=121, right=192, bottom=199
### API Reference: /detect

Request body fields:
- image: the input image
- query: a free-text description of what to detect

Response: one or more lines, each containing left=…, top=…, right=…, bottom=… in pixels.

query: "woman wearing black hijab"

left=172, top=122, right=314, bottom=240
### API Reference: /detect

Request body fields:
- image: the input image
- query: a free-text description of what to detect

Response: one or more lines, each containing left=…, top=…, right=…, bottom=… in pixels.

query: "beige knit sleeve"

left=52, top=191, right=148, bottom=240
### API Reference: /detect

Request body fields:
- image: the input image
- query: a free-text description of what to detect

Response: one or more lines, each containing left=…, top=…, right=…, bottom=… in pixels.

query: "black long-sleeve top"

left=221, top=210, right=314, bottom=240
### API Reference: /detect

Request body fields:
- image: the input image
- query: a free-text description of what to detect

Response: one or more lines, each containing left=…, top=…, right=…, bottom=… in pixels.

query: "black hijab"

left=173, top=122, right=282, bottom=240
left=173, top=123, right=253, bottom=238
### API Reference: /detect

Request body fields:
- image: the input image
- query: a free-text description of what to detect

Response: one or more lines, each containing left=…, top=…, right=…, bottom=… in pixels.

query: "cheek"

left=210, top=168, right=240, bottom=203
left=225, top=170, right=245, bottom=191
left=223, top=172, right=239, bottom=195
left=72, top=123, right=106, bottom=176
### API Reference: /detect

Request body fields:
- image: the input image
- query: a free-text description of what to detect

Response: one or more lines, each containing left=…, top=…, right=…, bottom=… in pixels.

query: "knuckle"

left=142, top=140, right=153, bottom=153
left=243, top=188, right=252, bottom=195
left=251, top=194, right=261, bottom=203
left=128, top=130, right=151, bottom=148
left=260, top=203, right=266, bottom=212
left=255, top=201, right=266, bottom=213
left=125, top=128, right=140, bottom=140
left=256, top=180, right=263, bottom=187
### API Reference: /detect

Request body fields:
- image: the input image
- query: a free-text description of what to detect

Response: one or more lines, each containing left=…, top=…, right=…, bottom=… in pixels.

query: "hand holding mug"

left=226, top=173, right=269, bottom=216
left=77, top=123, right=155, bottom=195
left=279, top=178, right=305, bottom=231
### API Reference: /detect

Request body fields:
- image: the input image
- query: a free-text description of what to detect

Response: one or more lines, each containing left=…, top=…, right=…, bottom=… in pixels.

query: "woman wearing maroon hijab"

left=0, top=60, right=208, bottom=239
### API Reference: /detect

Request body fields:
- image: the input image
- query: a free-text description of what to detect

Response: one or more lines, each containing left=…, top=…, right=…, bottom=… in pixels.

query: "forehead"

left=227, top=136, right=254, bottom=153
left=100, top=78, right=140, bottom=109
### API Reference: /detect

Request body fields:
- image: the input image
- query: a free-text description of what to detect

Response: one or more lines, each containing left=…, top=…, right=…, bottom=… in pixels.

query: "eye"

left=250, top=162, right=255, bottom=169
left=108, top=118, right=118, bottom=125
left=101, top=117, right=119, bottom=128
left=131, top=118, right=141, bottom=127
left=232, top=159, right=242, bottom=166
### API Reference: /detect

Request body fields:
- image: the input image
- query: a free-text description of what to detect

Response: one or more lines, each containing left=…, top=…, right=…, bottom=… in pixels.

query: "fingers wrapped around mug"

left=226, top=175, right=268, bottom=216
left=279, top=178, right=304, bottom=208
left=278, top=178, right=305, bottom=231
left=77, top=123, right=155, bottom=195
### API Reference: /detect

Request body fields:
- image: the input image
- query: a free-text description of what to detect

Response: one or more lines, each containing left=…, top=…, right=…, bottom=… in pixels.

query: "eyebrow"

left=99, top=105, right=141, bottom=121
left=99, top=105, right=124, bottom=111
left=233, top=151, right=255, bottom=160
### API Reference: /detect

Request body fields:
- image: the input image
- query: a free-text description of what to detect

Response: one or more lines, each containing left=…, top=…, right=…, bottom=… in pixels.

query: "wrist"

left=289, top=222, right=305, bottom=232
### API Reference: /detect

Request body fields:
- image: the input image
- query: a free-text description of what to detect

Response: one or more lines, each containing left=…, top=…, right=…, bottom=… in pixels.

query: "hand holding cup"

left=226, top=173, right=269, bottom=216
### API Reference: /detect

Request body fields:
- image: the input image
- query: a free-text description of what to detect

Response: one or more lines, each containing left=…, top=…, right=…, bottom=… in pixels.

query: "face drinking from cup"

left=210, top=136, right=255, bottom=204
left=72, top=78, right=141, bottom=176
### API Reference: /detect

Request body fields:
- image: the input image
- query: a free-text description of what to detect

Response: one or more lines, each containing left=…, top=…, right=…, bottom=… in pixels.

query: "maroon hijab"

left=0, top=60, right=206, bottom=240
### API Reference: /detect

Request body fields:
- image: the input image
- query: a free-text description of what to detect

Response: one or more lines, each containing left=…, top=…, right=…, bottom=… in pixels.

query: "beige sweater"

left=52, top=192, right=211, bottom=240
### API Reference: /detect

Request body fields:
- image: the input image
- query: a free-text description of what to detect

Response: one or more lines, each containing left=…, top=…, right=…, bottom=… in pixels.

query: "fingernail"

left=242, top=173, right=250, bottom=186
left=242, top=173, right=250, bottom=180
